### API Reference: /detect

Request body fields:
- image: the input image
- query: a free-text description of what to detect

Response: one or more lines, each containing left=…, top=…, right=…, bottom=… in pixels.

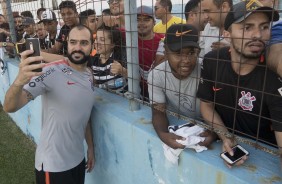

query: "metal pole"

left=5, top=0, right=17, bottom=45
left=40, top=0, right=44, bottom=8
left=124, top=0, right=140, bottom=111
left=278, top=0, right=282, bottom=16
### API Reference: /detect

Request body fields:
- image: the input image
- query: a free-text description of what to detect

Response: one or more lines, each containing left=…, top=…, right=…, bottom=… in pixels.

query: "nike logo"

left=175, top=30, right=192, bottom=37
left=67, top=81, right=75, bottom=85
left=213, top=86, right=222, bottom=92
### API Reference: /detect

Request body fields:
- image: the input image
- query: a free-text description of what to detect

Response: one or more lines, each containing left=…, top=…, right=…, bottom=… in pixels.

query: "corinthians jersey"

left=24, top=59, right=95, bottom=172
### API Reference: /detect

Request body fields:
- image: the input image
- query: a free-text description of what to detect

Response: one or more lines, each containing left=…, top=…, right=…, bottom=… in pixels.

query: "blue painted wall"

left=1, top=56, right=282, bottom=184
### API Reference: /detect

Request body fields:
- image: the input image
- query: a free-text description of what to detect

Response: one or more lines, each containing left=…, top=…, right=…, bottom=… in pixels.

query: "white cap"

left=39, top=9, right=57, bottom=23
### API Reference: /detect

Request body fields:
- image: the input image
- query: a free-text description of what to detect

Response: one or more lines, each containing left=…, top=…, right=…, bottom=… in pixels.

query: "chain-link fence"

left=1, top=0, right=282, bottom=157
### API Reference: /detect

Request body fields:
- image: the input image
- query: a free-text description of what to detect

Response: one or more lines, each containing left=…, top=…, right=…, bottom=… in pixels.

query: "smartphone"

left=25, top=38, right=42, bottom=72
left=220, top=144, right=249, bottom=165
left=15, top=42, right=26, bottom=54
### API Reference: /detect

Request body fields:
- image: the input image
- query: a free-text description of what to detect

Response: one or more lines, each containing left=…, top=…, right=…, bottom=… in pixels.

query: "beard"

left=231, top=38, right=265, bottom=59
left=67, top=50, right=90, bottom=65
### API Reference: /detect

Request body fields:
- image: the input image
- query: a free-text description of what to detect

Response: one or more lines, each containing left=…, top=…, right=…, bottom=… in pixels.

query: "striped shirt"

left=88, top=49, right=127, bottom=85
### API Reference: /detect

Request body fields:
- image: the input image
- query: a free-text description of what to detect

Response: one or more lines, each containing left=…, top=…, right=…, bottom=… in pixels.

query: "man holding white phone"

left=197, top=0, right=282, bottom=168
left=3, top=25, right=95, bottom=183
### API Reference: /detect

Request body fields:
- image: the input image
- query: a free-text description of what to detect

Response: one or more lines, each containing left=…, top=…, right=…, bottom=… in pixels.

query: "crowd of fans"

left=2, top=0, right=282, bottom=177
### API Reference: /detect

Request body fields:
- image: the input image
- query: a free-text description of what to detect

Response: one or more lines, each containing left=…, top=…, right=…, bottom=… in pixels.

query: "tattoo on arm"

left=22, top=89, right=34, bottom=102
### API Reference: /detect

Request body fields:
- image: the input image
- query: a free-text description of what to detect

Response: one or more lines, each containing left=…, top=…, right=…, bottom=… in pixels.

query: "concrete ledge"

left=1, top=57, right=282, bottom=184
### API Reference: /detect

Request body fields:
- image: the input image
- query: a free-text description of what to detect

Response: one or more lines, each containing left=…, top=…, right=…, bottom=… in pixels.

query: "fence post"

left=5, top=0, right=17, bottom=45
left=279, top=0, right=282, bottom=16
left=124, top=0, right=140, bottom=111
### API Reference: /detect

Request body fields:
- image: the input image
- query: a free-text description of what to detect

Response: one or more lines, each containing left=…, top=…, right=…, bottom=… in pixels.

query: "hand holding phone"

left=25, top=38, right=42, bottom=72
left=220, top=144, right=249, bottom=165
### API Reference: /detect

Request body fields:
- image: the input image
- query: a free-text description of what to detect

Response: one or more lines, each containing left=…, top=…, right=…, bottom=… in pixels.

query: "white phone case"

left=220, top=145, right=249, bottom=165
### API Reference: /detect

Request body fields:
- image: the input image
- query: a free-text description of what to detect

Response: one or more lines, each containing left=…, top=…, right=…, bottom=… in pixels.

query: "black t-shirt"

left=0, top=33, right=6, bottom=42
left=39, top=35, right=55, bottom=50
left=39, top=36, right=49, bottom=50
left=197, top=47, right=282, bottom=146
left=56, top=24, right=70, bottom=55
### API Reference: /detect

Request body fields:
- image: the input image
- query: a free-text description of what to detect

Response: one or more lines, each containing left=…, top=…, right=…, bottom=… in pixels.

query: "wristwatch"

left=2, top=42, right=7, bottom=47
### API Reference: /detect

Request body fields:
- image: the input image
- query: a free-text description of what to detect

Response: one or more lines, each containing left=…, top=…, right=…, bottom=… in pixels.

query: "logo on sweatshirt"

left=67, top=81, right=75, bottom=85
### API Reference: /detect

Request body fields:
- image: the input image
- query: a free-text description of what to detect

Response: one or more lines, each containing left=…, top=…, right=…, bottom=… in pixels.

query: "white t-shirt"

left=199, top=23, right=220, bottom=58
left=148, top=60, right=201, bottom=119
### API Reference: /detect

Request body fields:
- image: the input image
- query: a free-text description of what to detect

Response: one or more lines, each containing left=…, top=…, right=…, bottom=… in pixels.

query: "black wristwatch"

left=2, top=42, right=7, bottom=47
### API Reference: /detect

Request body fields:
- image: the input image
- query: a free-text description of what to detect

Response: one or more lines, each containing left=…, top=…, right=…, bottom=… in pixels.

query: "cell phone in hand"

left=220, top=144, right=249, bottom=165
left=16, top=42, right=26, bottom=54
left=25, top=38, right=42, bottom=72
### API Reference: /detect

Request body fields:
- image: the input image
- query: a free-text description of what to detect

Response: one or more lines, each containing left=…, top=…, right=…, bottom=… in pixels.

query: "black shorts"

left=35, top=159, right=85, bottom=184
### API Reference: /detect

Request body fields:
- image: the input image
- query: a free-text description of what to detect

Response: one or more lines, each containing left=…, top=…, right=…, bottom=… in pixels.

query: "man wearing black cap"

left=197, top=0, right=282, bottom=168
left=20, top=17, right=37, bottom=43
left=148, top=24, right=216, bottom=150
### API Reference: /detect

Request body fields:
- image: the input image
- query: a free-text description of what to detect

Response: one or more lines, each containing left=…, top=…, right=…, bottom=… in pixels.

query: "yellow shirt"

left=153, top=16, right=186, bottom=34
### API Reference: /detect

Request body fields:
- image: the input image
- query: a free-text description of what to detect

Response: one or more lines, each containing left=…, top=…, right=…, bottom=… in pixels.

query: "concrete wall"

left=1, top=56, right=282, bottom=184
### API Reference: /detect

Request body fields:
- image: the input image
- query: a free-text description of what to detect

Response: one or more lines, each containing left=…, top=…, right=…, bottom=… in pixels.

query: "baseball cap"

left=164, top=24, right=199, bottom=52
left=224, top=0, right=279, bottom=30
left=39, top=9, right=57, bottom=23
left=22, top=17, right=35, bottom=26
left=137, top=6, right=154, bottom=19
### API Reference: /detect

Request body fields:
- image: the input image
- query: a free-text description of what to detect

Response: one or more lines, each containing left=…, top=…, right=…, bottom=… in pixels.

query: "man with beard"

left=3, top=25, right=95, bottom=183
left=197, top=0, right=282, bottom=168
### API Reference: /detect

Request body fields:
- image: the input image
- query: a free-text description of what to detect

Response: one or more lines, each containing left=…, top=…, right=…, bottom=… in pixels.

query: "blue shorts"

left=270, top=19, right=282, bottom=45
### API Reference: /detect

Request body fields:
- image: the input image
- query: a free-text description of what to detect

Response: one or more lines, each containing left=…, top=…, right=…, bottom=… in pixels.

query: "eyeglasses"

left=68, top=39, right=90, bottom=46
left=108, top=0, right=121, bottom=4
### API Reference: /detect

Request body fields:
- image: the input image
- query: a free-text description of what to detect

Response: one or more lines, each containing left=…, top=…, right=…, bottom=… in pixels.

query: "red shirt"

left=138, top=33, right=164, bottom=72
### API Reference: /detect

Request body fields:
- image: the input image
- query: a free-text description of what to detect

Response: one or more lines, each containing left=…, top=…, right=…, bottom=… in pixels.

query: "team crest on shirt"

left=238, top=91, right=256, bottom=111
